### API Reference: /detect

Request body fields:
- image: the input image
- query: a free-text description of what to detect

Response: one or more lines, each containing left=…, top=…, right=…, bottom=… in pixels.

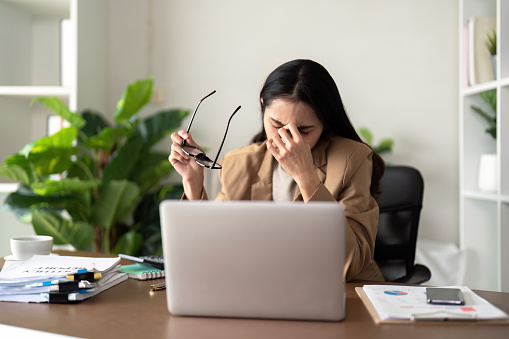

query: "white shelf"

left=462, top=80, right=498, bottom=96
left=459, top=0, right=509, bottom=292
left=0, top=86, right=70, bottom=97
left=2, top=0, right=70, bottom=18
left=462, top=189, right=499, bottom=201
left=463, top=189, right=509, bottom=203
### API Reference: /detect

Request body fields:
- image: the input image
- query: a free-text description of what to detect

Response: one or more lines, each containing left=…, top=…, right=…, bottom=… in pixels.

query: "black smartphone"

left=426, top=287, right=465, bottom=305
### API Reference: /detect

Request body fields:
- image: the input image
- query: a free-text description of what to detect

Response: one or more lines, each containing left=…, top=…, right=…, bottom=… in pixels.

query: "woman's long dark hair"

left=252, top=59, right=385, bottom=199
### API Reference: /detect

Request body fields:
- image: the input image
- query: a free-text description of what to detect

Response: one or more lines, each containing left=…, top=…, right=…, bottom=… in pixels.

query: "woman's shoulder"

left=326, top=136, right=372, bottom=157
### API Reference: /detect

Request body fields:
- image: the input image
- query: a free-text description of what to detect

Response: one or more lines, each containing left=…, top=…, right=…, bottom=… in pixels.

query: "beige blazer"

left=198, top=136, right=384, bottom=282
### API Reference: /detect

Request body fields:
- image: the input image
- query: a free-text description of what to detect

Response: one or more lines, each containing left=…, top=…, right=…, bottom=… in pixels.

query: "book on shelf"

left=463, top=24, right=469, bottom=88
left=119, top=263, right=165, bottom=281
left=466, top=16, right=496, bottom=86
left=0, top=255, right=127, bottom=303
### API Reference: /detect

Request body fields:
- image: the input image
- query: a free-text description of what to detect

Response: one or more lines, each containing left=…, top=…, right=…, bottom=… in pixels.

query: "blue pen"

left=26, top=269, right=90, bottom=288
left=26, top=280, right=63, bottom=288
left=71, top=268, right=89, bottom=275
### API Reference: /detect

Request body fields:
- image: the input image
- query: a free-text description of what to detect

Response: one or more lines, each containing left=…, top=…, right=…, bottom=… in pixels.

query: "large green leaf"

left=18, top=127, right=76, bottom=159
left=130, top=152, right=174, bottom=193
left=132, top=185, right=183, bottom=256
left=112, top=230, right=143, bottom=255
left=3, top=186, right=89, bottom=223
left=0, top=165, right=29, bottom=185
left=31, top=127, right=77, bottom=151
left=358, top=127, right=373, bottom=145
left=84, top=126, right=128, bottom=151
left=114, top=78, right=153, bottom=123
left=32, top=210, right=95, bottom=250
left=31, top=97, right=86, bottom=130
left=66, top=155, right=96, bottom=181
left=31, top=177, right=101, bottom=196
left=91, top=180, right=140, bottom=230
left=133, top=108, right=189, bottom=147
left=28, top=147, right=78, bottom=175
left=79, top=110, right=111, bottom=141
left=102, top=137, right=143, bottom=182
left=1, top=154, right=37, bottom=185
left=20, top=127, right=78, bottom=175
left=374, top=139, right=394, bottom=155
left=480, top=89, right=497, bottom=112
left=471, top=104, right=497, bottom=139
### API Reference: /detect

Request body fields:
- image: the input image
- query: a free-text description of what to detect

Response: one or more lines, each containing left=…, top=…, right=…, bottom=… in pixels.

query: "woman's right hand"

left=169, top=130, right=205, bottom=199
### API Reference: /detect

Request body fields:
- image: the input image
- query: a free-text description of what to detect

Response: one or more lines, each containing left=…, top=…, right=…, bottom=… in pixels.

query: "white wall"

left=0, top=192, right=35, bottom=257
left=0, top=0, right=460, bottom=256
left=106, top=0, right=459, bottom=244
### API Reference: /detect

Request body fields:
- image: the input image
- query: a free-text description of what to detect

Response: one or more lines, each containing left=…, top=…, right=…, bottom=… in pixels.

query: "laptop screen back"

left=160, top=200, right=345, bottom=321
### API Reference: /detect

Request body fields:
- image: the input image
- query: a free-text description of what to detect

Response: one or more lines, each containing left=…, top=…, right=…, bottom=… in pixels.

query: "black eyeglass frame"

left=182, top=90, right=240, bottom=169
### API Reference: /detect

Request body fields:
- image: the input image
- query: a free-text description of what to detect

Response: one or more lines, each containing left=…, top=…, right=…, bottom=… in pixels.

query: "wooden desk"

left=1, top=255, right=509, bottom=338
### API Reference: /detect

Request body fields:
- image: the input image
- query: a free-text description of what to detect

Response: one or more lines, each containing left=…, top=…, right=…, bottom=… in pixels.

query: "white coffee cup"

left=10, top=235, right=54, bottom=261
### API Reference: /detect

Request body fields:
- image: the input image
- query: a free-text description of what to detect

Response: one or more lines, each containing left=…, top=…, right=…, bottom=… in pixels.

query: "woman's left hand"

left=266, top=123, right=321, bottom=200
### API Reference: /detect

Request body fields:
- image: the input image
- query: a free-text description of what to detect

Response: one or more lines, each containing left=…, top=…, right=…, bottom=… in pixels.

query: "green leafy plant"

left=358, top=127, right=394, bottom=156
left=486, top=29, right=497, bottom=56
left=0, top=78, right=189, bottom=255
left=471, top=89, right=496, bottom=139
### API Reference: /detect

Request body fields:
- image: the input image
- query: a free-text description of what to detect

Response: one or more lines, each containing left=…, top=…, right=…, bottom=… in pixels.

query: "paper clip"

left=150, top=282, right=166, bottom=292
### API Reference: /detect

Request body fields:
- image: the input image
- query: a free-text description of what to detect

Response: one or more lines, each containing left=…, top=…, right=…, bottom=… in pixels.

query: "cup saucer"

left=3, top=254, right=24, bottom=261
left=3, top=253, right=58, bottom=261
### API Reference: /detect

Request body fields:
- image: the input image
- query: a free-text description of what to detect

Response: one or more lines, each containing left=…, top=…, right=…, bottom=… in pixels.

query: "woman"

left=169, top=59, right=385, bottom=281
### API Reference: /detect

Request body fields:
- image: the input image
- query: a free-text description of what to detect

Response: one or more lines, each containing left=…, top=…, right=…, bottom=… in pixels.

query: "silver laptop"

left=159, top=200, right=345, bottom=321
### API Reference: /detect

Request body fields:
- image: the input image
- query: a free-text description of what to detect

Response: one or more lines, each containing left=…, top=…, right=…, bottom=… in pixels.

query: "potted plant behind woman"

left=0, top=78, right=189, bottom=255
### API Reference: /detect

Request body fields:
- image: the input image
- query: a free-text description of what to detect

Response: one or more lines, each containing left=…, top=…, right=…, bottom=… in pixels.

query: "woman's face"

left=263, top=99, right=324, bottom=150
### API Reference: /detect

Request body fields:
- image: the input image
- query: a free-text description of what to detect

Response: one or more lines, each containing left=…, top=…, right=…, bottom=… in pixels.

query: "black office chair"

left=374, top=165, right=431, bottom=284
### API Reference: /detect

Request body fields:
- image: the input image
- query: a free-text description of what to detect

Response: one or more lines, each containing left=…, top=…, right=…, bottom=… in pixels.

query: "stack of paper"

left=0, top=255, right=127, bottom=303
left=357, top=285, right=508, bottom=323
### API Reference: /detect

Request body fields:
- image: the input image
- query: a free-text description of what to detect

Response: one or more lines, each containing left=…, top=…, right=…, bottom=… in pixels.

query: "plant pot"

left=478, top=154, right=497, bottom=193
left=491, top=54, right=497, bottom=80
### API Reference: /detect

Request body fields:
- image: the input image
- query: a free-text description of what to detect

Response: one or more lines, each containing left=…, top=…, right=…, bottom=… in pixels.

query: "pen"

left=25, top=269, right=91, bottom=288
left=150, top=282, right=166, bottom=292
left=66, top=272, right=102, bottom=281
left=119, top=254, right=165, bottom=270
left=26, top=280, right=63, bottom=288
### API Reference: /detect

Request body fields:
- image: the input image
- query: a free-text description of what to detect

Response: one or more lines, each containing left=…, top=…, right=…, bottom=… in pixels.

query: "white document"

left=362, top=285, right=508, bottom=321
left=0, top=324, right=82, bottom=338
left=0, top=255, right=126, bottom=303
left=0, top=255, right=120, bottom=285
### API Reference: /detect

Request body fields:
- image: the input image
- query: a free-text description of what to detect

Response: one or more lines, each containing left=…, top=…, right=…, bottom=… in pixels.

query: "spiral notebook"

left=119, top=263, right=165, bottom=281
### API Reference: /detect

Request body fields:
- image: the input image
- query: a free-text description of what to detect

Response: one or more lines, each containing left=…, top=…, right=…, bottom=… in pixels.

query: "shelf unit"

left=0, top=0, right=107, bottom=188
left=459, top=0, right=509, bottom=292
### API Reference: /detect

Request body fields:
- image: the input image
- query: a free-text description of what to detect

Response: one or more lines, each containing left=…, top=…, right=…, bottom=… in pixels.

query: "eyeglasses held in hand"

left=182, top=90, right=241, bottom=169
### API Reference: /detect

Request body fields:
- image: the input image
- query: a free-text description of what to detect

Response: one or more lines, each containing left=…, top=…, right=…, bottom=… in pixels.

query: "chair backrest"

left=374, top=165, right=424, bottom=282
